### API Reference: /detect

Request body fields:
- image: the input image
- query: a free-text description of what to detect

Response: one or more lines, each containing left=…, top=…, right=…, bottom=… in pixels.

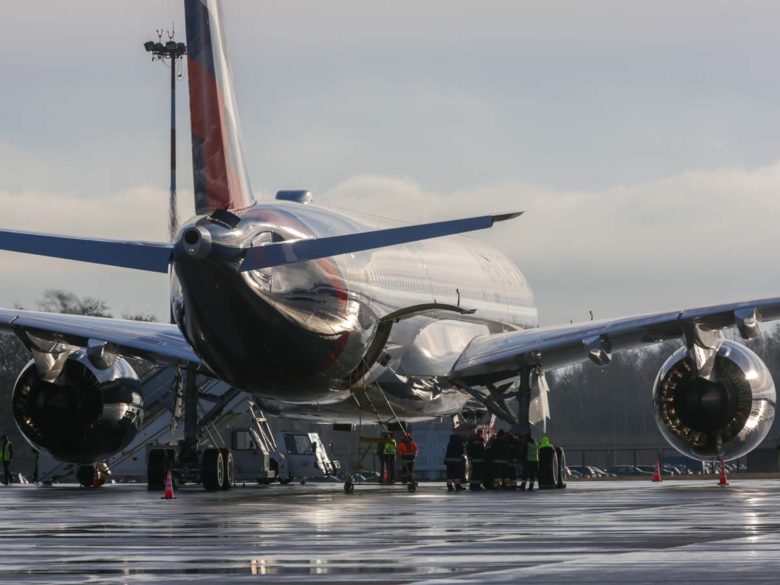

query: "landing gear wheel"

left=219, top=449, right=234, bottom=490
left=147, top=449, right=167, bottom=491
left=77, top=465, right=95, bottom=488
left=202, top=448, right=225, bottom=491
left=344, top=479, right=354, bottom=494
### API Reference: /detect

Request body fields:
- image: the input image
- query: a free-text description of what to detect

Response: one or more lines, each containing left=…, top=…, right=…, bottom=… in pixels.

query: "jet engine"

left=653, top=340, right=775, bottom=461
left=12, top=350, right=144, bottom=464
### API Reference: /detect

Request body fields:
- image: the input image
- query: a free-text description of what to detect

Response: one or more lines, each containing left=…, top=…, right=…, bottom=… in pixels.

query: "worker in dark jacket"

left=465, top=431, right=486, bottom=490
left=0, top=436, right=12, bottom=485
left=519, top=434, right=539, bottom=490
left=491, top=430, right=512, bottom=489
left=444, top=434, right=465, bottom=491
left=483, top=433, right=497, bottom=489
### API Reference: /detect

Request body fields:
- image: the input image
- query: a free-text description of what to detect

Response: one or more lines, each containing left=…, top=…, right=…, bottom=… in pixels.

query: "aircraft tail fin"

left=184, top=0, right=255, bottom=215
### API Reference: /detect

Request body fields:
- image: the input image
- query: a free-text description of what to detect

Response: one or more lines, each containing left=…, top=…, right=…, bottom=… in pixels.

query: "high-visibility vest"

left=1, top=441, right=12, bottom=462
left=383, top=439, right=397, bottom=455
left=398, top=441, right=418, bottom=458
left=526, top=443, right=539, bottom=463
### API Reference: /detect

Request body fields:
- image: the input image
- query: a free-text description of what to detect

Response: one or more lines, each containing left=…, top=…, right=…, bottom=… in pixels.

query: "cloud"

left=0, top=159, right=777, bottom=327
left=324, top=162, right=780, bottom=324
left=0, top=186, right=193, bottom=319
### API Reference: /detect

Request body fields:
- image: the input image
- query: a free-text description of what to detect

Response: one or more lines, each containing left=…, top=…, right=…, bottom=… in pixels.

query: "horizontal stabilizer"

left=241, top=212, right=522, bottom=272
left=0, top=229, right=173, bottom=273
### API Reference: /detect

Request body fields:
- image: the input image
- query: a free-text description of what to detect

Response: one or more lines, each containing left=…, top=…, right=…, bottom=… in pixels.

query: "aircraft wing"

left=450, top=297, right=780, bottom=385
left=0, top=309, right=199, bottom=366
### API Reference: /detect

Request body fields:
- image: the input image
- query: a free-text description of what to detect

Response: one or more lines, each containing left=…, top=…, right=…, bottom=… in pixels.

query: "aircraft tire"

left=147, top=449, right=167, bottom=491
left=219, top=448, right=234, bottom=490
left=77, top=465, right=95, bottom=488
left=202, top=448, right=225, bottom=491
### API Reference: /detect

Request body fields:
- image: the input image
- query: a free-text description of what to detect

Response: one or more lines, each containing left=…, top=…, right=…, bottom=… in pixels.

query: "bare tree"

left=121, top=311, right=158, bottom=322
left=37, top=289, right=112, bottom=317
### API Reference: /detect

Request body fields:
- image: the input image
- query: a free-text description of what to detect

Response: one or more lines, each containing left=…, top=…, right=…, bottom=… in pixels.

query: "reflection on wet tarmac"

left=2, top=481, right=780, bottom=583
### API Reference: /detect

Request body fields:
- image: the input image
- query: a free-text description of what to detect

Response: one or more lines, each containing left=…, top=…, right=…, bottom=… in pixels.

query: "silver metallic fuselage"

left=171, top=201, right=537, bottom=421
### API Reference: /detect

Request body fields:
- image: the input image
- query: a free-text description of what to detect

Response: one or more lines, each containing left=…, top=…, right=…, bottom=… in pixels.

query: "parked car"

left=567, top=466, right=595, bottom=478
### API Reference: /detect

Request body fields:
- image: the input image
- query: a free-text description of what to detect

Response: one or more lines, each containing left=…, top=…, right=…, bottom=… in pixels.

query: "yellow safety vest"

left=383, top=439, right=397, bottom=455
left=1, top=442, right=12, bottom=462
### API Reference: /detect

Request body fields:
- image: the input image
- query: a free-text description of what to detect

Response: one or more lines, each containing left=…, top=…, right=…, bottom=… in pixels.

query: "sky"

left=2, top=1, right=780, bottom=325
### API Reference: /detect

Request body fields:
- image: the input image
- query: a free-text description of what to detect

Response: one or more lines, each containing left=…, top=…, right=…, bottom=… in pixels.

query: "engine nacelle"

left=12, top=350, right=144, bottom=464
left=653, top=340, right=775, bottom=461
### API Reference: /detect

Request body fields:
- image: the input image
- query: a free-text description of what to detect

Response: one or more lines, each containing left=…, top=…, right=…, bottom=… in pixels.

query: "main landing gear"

left=76, top=464, right=109, bottom=488
left=146, top=369, right=235, bottom=492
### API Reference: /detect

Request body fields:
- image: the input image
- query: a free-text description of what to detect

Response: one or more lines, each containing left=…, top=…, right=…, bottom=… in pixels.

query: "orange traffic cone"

left=652, top=460, right=662, bottom=482
left=718, top=460, right=729, bottom=486
left=162, top=470, right=175, bottom=499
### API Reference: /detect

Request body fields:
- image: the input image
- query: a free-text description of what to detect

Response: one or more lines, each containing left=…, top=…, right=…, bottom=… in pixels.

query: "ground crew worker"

left=397, top=433, right=418, bottom=484
left=32, top=448, right=39, bottom=484
left=492, top=430, right=511, bottom=489
left=539, top=436, right=554, bottom=455
left=483, top=432, right=497, bottom=489
left=519, top=434, right=538, bottom=490
left=505, top=432, right=519, bottom=489
left=376, top=436, right=386, bottom=479
left=465, top=430, right=485, bottom=490
left=383, top=433, right=397, bottom=484
left=444, top=434, right=465, bottom=491
left=0, top=436, right=13, bottom=485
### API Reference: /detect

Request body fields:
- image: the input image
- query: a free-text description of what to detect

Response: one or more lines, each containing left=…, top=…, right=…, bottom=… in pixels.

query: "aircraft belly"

left=250, top=379, right=470, bottom=424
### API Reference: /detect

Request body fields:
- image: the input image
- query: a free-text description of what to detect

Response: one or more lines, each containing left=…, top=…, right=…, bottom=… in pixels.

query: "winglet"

left=493, top=211, right=523, bottom=223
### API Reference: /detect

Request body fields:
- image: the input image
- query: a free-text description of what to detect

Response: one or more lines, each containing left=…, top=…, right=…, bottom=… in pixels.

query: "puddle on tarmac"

left=5, top=558, right=458, bottom=577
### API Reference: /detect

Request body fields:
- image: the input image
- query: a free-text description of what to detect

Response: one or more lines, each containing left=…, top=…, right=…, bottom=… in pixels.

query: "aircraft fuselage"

left=171, top=201, right=538, bottom=417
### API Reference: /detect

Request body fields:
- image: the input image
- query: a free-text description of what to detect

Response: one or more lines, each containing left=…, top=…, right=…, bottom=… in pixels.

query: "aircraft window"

left=232, top=430, right=256, bottom=451
left=284, top=433, right=312, bottom=455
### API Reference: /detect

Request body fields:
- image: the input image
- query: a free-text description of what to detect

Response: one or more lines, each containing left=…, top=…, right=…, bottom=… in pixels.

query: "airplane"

left=1, top=0, right=778, bottom=490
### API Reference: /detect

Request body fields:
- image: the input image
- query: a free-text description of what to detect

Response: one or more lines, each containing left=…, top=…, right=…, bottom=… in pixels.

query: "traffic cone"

left=718, top=460, right=728, bottom=486
left=162, top=470, right=175, bottom=499
left=652, top=460, right=662, bottom=482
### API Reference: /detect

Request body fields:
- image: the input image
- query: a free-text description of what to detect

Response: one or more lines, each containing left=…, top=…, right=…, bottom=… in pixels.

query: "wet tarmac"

left=1, top=479, right=779, bottom=583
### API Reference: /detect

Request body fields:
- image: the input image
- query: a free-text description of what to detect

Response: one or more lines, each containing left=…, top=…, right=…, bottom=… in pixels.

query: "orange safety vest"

left=397, top=440, right=418, bottom=458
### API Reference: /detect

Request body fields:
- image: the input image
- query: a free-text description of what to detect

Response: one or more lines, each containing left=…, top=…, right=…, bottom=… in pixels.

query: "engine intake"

left=12, top=350, right=144, bottom=464
left=653, top=340, right=775, bottom=461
